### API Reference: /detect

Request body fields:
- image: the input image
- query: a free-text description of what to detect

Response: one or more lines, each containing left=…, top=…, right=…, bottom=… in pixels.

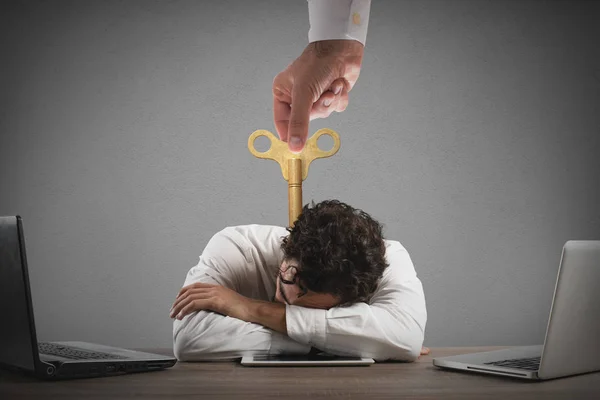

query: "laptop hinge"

left=36, top=359, right=59, bottom=379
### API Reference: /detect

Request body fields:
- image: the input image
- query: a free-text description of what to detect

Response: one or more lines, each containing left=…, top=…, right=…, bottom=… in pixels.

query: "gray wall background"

left=1, top=0, right=599, bottom=349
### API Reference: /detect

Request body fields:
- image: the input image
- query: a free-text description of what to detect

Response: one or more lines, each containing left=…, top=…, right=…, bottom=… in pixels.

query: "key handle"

left=248, top=128, right=341, bottom=181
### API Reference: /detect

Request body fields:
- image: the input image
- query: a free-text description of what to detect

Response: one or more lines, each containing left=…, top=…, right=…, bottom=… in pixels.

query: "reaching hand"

left=273, top=39, right=364, bottom=152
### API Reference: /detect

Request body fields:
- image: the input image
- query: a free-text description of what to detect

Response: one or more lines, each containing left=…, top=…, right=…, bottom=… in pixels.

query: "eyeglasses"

left=278, top=264, right=308, bottom=299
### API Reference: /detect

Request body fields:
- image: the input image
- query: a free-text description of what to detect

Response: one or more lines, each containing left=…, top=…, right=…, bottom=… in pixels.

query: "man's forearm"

left=246, top=300, right=287, bottom=334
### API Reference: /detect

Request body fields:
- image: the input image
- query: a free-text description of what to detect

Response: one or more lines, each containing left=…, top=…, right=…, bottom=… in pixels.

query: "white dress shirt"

left=173, top=225, right=427, bottom=362
left=308, top=0, right=371, bottom=45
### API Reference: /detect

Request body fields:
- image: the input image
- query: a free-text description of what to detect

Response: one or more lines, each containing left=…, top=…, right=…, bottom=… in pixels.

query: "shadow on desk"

left=1, top=347, right=599, bottom=399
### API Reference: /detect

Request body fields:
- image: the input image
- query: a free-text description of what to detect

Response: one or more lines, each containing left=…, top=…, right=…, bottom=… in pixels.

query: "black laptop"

left=0, top=216, right=176, bottom=380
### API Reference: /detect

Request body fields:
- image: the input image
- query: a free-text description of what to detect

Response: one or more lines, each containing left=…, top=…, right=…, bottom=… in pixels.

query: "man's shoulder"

left=203, top=225, right=287, bottom=270
left=217, top=224, right=288, bottom=238
left=381, top=238, right=417, bottom=278
left=383, top=238, right=409, bottom=255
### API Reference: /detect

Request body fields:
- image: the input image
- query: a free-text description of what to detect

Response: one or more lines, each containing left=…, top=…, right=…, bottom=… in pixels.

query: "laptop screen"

left=0, top=216, right=39, bottom=372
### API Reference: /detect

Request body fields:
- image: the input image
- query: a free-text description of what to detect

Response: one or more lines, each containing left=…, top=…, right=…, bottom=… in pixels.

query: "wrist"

left=247, top=299, right=287, bottom=334
left=304, top=40, right=364, bottom=77
left=306, top=39, right=364, bottom=60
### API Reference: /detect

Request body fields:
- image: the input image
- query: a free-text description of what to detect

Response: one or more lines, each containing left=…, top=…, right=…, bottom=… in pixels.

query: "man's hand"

left=170, top=282, right=287, bottom=334
left=273, top=39, right=364, bottom=152
left=170, top=282, right=251, bottom=321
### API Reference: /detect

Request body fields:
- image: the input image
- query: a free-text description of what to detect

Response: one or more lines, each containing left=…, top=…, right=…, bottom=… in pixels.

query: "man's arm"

left=249, top=241, right=427, bottom=362
left=245, top=299, right=287, bottom=334
left=172, top=226, right=310, bottom=361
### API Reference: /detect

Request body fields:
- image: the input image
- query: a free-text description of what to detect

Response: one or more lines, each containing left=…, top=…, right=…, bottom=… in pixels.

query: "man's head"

left=275, top=200, right=388, bottom=309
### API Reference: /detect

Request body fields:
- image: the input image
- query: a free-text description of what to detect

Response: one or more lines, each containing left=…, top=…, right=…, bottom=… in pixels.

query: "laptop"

left=0, top=216, right=176, bottom=380
left=433, top=240, right=600, bottom=380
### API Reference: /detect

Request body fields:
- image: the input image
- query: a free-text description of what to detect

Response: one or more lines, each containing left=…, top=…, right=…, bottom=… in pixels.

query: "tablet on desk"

left=240, top=353, right=375, bottom=367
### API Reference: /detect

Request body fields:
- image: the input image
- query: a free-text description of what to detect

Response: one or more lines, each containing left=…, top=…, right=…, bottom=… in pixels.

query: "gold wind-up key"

left=248, top=128, right=341, bottom=227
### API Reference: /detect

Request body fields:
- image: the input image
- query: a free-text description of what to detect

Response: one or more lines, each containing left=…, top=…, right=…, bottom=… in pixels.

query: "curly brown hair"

left=280, top=200, right=389, bottom=305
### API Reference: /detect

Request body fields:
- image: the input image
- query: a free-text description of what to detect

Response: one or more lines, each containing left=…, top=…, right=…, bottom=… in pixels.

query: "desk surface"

left=1, top=347, right=599, bottom=399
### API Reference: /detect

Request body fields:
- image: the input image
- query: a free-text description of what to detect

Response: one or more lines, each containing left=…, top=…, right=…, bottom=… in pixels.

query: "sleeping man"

left=170, top=200, right=428, bottom=361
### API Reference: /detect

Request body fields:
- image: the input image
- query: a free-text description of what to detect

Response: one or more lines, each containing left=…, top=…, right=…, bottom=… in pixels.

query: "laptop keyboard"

left=38, top=342, right=128, bottom=360
left=484, top=356, right=541, bottom=371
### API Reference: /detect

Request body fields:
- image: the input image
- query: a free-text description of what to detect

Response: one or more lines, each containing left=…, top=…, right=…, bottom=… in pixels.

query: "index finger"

left=287, top=86, right=313, bottom=152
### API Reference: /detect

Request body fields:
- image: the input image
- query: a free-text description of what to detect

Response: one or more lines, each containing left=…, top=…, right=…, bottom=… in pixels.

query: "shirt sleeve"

left=172, top=226, right=311, bottom=361
left=307, top=0, right=371, bottom=46
left=285, top=240, right=427, bottom=362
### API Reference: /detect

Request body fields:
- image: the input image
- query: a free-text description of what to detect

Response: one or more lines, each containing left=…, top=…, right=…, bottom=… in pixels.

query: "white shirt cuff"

left=307, top=0, right=371, bottom=46
left=285, top=304, right=328, bottom=349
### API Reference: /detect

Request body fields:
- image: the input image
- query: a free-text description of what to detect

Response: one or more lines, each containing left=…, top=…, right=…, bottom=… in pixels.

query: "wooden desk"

left=1, top=347, right=599, bottom=399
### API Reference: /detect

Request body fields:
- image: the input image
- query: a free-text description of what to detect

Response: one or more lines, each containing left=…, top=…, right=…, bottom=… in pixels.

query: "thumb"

left=287, top=85, right=313, bottom=152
